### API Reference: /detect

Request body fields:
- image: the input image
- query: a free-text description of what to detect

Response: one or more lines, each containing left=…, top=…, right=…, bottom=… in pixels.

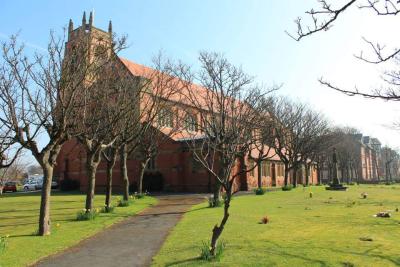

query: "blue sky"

left=1, top=0, right=400, bottom=156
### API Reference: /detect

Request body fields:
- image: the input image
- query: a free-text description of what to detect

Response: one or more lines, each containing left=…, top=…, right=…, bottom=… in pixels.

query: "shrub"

left=254, top=187, right=267, bottom=195
left=76, top=209, right=99, bottom=221
left=59, top=178, right=80, bottom=191
left=0, top=235, right=8, bottom=254
left=260, top=216, right=269, bottom=224
left=117, top=199, right=133, bottom=207
left=282, top=185, right=293, bottom=191
left=200, top=240, right=225, bottom=261
left=214, top=240, right=225, bottom=261
left=101, top=205, right=115, bottom=213
left=133, top=192, right=147, bottom=199
left=208, top=196, right=223, bottom=208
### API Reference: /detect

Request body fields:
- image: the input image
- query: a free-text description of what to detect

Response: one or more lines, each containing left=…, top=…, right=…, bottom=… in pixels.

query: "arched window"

left=184, top=113, right=198, bottom=132
left=248, top=159, right=255, bottom=177
left=261, top=161, right=271, bottom=177
left=158, top=108, right=174, bottom=127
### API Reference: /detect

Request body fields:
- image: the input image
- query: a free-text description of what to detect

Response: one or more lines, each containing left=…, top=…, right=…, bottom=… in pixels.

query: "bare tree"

left=331, top=128, right=362, bottom=183
left=101, top=145, right=119, bottom=210
left=0, top=32, right=92, bottom=235
left=267, top=97, right=308, bottom=187
left=289, top=0, right=400, bottom=100
left=265, top=97, right=331, bottom=187
left=180, top=52, right=271, bottom=256
left=113, top=54, right=184, bottom=200
left=132, top=58, right=183, bottom=195
left=134, top=120, right=179, bottom=195
left=99, top=73, right=142, bottom=209
left=296, top=110, right=331, bottom=186
left=76, top=55, right=133, bottom=212
left=247, top=96, right=277, bottom=189
left=381, top=146, right=399, bottom=182
left=0, top=19, right=126, bottom=234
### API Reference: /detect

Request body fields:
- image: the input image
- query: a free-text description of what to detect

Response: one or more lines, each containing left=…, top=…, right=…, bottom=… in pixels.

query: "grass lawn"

left=0, top=191, right=156, bottom=267
left=153, top=185, right=400, bottom=267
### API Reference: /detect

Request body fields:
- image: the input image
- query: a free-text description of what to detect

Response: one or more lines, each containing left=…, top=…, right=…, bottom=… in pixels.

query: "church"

left=54, top=13, right=318, bottom=193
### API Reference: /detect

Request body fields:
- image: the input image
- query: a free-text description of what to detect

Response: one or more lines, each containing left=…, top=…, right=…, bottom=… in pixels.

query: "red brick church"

left=54, top=13, right=318, bottom=193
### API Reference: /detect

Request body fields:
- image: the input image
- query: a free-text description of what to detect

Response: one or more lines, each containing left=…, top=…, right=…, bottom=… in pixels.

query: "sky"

left=1, top=0, right=400, bottom=164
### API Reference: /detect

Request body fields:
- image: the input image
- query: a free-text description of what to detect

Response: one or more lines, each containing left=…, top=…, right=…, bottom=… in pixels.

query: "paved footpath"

left=35, top=194, right=206, bottom=267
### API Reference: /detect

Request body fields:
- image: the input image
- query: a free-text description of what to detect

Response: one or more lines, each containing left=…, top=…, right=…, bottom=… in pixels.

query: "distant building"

left=320, top=133, right=382, bottom=183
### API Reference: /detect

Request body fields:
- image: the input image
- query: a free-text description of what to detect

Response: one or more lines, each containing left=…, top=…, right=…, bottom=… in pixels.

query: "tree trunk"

left=213, top=181, right=221, bottom=203
left=138, top=158, right=150, bottom=194
left=120, top=143, right=129, bottom=201
left=316, top=163, right=321, bottom=185
left=284, top=163, right=289, bottom=186
left=213, top=165, right=224, bottom=203
left=85, top=151, right=100, bottom=211
left=305, top=163, right=310, bottom=186
left=38, top=163, right=53, bottom=236
left=210, top=189, right=231, bottom=255
left=386, top=163, right=390, bottom=183
left=0, top=186, right=3, bottom=195
left=340, top=168, right=345, bottom=182
left=257, top=160, right=262, bottom=189
left=292, top=166, right=297, bottom=187
left=105, top=156, right=116, bottom=209
left=349, top=166, right=353, bottom=183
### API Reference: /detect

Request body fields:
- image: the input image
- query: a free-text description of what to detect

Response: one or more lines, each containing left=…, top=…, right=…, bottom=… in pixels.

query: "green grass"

left=153, top=185, right=400, bottom=266
left=0, top=191, right=156, bottom=267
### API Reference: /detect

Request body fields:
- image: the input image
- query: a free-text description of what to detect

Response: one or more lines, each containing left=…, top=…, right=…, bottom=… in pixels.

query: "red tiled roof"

left=119, top=58, right=155, bottom=78
left=119, top=57, right=244, bottom=110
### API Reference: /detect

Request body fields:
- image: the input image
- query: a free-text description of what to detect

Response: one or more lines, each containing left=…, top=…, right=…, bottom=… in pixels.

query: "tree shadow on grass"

left=0, top=221, right=36, bottom=228
left=1, top=191, right=82, bottom=199
left=0, top=214, right=37, bottom=220
left=186, top=206, right=209, bottom=213
left=262, top=240, right=330, bottom=267
left=0, top=192, right=41, bottom=198
left=0, top=208, right=38, bottom=214
left=163, top=240, right=331, bottom=267
left=164, top=257, right=201, bottom=267
left=8, top=233, right=38, bottom=238
left=329, top=246, right=400, bottom=266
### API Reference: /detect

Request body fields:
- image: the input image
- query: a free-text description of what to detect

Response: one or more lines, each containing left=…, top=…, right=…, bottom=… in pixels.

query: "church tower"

left=65, top=12, right=114, bottom=66
left=64, top=12, right=115, bottom=85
